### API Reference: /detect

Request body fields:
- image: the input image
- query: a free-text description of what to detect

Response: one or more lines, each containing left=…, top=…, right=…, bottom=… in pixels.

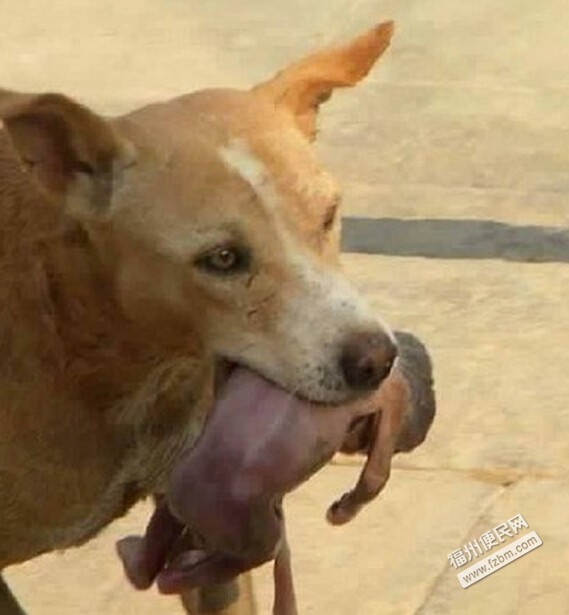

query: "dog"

left=0, top=20, right=432, bottom=615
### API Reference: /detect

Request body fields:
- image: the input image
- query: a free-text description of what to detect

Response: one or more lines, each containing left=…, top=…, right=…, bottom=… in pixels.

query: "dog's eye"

left=195, top=245, right=250, bottom=276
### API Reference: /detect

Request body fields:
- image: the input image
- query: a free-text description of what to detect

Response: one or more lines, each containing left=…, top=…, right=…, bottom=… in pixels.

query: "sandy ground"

left=2, top=0, right=569, bottom=613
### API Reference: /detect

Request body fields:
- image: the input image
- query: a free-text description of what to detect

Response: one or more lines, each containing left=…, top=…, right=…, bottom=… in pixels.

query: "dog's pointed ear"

left=252, top=21, right=394, bottom=140
left=0, top=90, right=135, bottom=216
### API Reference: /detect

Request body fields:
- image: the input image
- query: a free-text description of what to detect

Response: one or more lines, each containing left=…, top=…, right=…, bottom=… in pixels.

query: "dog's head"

left=0, top=22, right=395, bottom=404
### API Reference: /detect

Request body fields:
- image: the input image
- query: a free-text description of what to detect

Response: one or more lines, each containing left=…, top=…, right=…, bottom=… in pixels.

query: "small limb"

left=116, top=499, right=185, bottom=589
left=328, top=386, right=405, bottom=525
left=326, top=491, right=366, bottom=526
left=326, top=463, right=391, bottom=526
left=272, top=524, right=297, bottom=615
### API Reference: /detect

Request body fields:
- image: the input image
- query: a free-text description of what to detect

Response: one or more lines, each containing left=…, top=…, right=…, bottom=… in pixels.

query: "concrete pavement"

left=3, top=0, right=568, bottom=612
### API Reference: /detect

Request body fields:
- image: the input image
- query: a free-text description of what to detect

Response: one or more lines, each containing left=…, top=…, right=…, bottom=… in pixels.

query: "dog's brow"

left=218, top=139, right=281, bottom=211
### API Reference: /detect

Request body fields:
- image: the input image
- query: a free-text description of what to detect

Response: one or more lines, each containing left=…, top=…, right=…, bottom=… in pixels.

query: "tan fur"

left=0, top=21, right=394, bottom=614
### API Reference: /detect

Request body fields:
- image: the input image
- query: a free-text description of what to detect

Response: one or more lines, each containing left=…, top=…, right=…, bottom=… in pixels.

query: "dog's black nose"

left=339, top=331, right=397, bottom=392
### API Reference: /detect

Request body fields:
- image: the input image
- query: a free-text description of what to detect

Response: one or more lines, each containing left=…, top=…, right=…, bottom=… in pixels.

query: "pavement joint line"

left=344, top=181, right=569, bottom=199
left=393, top=465, right=559, bottom=482
left=412, top=484, right=511, bottom=614
left=331, top=457, right=564, bottom=483
left=375, top=79, right=569, bottom=94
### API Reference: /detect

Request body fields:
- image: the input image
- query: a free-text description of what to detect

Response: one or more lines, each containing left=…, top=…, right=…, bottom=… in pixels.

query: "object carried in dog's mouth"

left=327, top=331, right=435, bottom=525
left=117, top=365, right=384, bottom=601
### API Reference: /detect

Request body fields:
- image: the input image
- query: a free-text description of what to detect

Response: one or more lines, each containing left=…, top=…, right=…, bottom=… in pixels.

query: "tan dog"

left=0, top=22, right=399, bottom=615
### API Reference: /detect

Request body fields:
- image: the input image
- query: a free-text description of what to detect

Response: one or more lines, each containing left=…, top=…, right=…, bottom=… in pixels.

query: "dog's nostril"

left=340, top=331, right=397, bottom=392
left=359, top=357, right=376, bottom=381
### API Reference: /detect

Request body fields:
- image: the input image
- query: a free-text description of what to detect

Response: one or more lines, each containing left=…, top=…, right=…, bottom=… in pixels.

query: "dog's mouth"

left=213, top=357, right=237, bottom=396
left=117, top=363, right=386, bottom=594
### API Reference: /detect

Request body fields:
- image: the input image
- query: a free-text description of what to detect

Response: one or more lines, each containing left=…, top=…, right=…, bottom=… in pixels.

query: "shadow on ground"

left=342, top=217, right=569, bottom=263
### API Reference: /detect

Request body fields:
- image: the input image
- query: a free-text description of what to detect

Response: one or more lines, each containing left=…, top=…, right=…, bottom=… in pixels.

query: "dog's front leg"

left=0, top=575, right=26, bottom=615
left=272, top=524, right=297, bottom=615
left=180, top=573, right=257, bottom=615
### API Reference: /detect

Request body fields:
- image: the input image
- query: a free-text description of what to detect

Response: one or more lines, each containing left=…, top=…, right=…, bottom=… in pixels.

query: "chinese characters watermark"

left=447, top=514, right=542, bottom=588
left=447, top=513, right=529, bottom=569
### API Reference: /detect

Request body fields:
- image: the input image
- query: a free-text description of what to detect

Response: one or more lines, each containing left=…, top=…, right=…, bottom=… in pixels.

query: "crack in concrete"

left=411, top=483, right=515, bottom=615
left=331, top=456, right=565, bottom=483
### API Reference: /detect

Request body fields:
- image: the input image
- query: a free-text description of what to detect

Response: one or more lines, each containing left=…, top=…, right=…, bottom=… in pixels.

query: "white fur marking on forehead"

left=218, top=140, right=280, bottom=210
left=219, top=140, right=266, bottom=189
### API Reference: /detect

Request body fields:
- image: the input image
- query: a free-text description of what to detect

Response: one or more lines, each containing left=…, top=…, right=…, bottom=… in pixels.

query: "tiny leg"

left=328, top=372, right=408, bottom=525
